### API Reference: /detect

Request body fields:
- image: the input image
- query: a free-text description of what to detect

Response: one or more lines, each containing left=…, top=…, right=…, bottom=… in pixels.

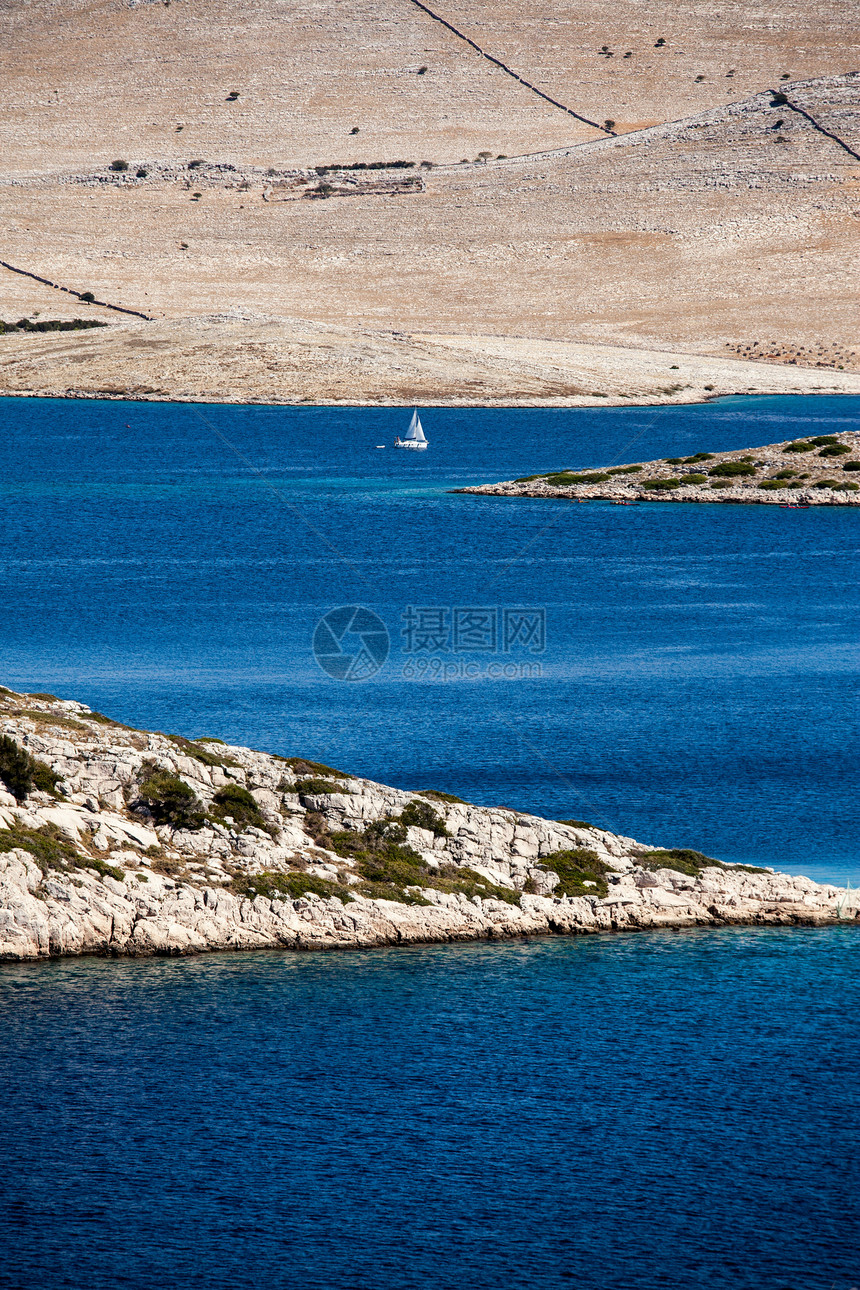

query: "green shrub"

left=818, top=444, right=850, bottom=456
left=296, top=777, right=352, bottom=796
left=538, top=848, right=610, bottom=897
left=416, top=788, right=466, bottom=804
left=709, top=461, right=757, bottom=477
left=809, top=435, right=839, bottom=446
left=680, top=473, right=707, bottom=484
left=167, top=733, right=240, bottom=768
left=758, top=479, right=788, bottom=490
left=233, top=871, right=351, bottom=903
left=635, top=847, right=768, bottom=876
left=664, top=457, right=686, bottom=465
left=843, top=461, right=860, bottom=471
left=775, top=469, right=796, bottom=479
left=136, top=168, right=148, bottom=178
left=325, top=817, right=518, bottom=906
left=277, top=756, right=353, bottom=779
left=710, top=479, right=732, bottom=488
left=79, top=292, right=95, bottom=303
left=835, top=481, right=859, bottom=491
left=813, top=479, right=840, bottom=489
left=783, top=441, right=814, bottom=453
left=136, top=770, right=203, bottom=829
left=558, top=818, right=593, bottom=829
left=546, top=472, right=611, bottom=487
left=607, top=465, right=642, bottom=475
left=0, top=735, right=36, bottom=801
left=641, top=478, right=681, bottom=489
left=210, top=783, right=265, bottom=827
left=684, top=452, right=715, bottom=463
left=399, top=799, right=450, bottom=836
left=0, top=823, right=123, bottom=881
left=109, top=159, right=129, bottom=171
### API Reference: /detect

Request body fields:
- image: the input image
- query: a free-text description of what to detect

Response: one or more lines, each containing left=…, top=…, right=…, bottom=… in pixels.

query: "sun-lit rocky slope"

left=1, top=687, right=855, bottom=960
left=458, top=429, right=860, bottom=504
left=1, top=0, right=859, bottom=403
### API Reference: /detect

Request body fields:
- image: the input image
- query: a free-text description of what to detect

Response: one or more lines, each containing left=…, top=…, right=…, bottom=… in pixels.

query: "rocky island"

left=1, top=686, right=855, bottom=960
left=456, top=431, right=860, bottom=505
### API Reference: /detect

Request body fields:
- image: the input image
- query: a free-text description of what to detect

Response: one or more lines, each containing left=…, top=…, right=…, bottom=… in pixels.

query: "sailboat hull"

left=394, top=440, right=428, bottom=450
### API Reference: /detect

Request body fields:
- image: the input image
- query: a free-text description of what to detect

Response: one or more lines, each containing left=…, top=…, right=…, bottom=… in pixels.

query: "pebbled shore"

left=455, top=431, right=860, bottom=505
left=0, top=687, right=856, bottom=961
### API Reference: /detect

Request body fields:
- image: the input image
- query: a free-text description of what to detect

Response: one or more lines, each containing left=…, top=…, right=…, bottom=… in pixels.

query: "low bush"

left=136, top=168, right=148, bottom=178
left=546, top=472, right=611, bottom=487
left=813, top=479, right=841, bottom=489
left=818, top=444, right=851, bottom=456
left=1, top=318, right=107, bottom=334
left=558, top=818, right=593, bottom=829
left=416, top=788, right=466, bottom=804
left=783, top=441, right=814, bottom=453
left=775, top=469, right=796, bottom=479
left=680, top=473, right=707, bottom=484
left=0, top=735, right=60, bottom=802
left=325, top=817, right=518, bottom=905
left=210, top=783, right=265, bottom=827
left=296, top=777, right=352, bottom=796
left=665, top=457, right=686, bottom=465
left=109, top=159, right=129, bottom=171
left=277, top=756, right=353, bottom=779
left=843, top=461, right=860, bottom=471
left=399, top=799, right=450, bottom=836
left=233, top=871, right=350, bottom=903
left=835, top=481, right=859, bottom=491
left=167, top=733, right=240, bottom=768
left=683, top=452, right=715, bottom=463
left=537, top=848, right=610, bottom=897
left=607, top=465, right=642, bottom=475
left=758, top=479, right=789, bottom=490
left=641, top=478, right=680, bottom=489
left=709, top=461, right=757, bottom=477
left=634, top=847, right=768, bottom=876
left=710, top=479, right=732, bottom=488
left=0, top=822, right=123, bottom=881
left=135, top=769, right=203, bottom=829
left=810, top=435, right=839, bottom=446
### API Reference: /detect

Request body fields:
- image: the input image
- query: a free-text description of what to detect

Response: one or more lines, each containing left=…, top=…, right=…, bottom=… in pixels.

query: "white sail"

left=395, top=409, right=428, bottom=449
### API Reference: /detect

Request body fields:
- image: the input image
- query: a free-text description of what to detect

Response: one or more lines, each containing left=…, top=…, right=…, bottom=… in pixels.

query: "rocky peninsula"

left=0, top=686, right=855, bottom=961
left=456, top=431, right=860, bottom=505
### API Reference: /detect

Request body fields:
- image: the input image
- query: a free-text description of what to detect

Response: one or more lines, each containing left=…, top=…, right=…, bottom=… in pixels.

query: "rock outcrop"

left=456, top=431, right=860, bottom=505
left=0, top=687, right=855, bottom=961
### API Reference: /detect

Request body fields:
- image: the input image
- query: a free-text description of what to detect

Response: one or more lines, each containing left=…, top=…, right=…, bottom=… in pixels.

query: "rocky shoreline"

left=455, top=431, right=860, bottom=505
left=0, top=686, right=856, bottom=961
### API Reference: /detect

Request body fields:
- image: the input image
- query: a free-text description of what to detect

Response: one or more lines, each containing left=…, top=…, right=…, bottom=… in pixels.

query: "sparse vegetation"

left=400, top=799, right=450, bottom=837
left=210, top=784, right=266, bottom=828
left=296, top=777, right=352, bottom=796
left=535, top=848, right=610, bottom=897
left=709, top=461, right=757, bottom=477
left=278, top=756, right=353, bottom=779
left=417, top=788, right=466, bottom=804
left=0, top=735, right=61, bottom=801
left=634, top=847, right=768, bottom=876
left=641, top=478, right=681, bottom=489
left=0, top=822, right=123, bottom=882
left=233, top=871, right=352, bottom=902
left=1, top=319, right=107, bottom=334
left=135, top=769, right=203, bottom=829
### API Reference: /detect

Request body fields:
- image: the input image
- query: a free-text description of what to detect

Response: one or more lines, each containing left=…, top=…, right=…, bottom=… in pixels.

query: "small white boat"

left=394, top=409, right=428, bottom=451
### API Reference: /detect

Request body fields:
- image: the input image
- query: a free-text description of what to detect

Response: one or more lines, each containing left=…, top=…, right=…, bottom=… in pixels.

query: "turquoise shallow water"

left=0, top=927, right=858, bottom=1290
left=0, top=393, right=857, bottom=883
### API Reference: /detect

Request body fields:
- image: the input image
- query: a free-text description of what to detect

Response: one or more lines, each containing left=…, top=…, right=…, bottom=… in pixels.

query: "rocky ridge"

left=0, top=686, right=856, bottom=961
left=456, top=431, right=860, bottom=505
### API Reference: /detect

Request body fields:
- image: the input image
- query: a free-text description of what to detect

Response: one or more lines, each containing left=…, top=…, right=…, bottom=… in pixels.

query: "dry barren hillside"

left=1, top=0, right=858, bottom=403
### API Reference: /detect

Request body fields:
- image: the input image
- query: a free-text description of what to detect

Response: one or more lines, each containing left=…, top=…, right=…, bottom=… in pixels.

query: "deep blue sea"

left=1, top=393, right=858, bottom=882
left=1, top=930, right=858, bottom=1290
left=1, top=393, right=859, bottom=1288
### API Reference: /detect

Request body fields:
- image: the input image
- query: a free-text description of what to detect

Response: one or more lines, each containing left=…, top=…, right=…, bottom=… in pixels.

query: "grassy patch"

left=634, top=847, right=768, bottom=877
left=0, top=823, right=123, bottom=881
left=416, top=788, right=466, bottom=804
left=783, top=441, right=815, bottom=453
left=536, top=848, right=610, bottom=897
left=311, top=814, right=518, bottom=906
left=167, top=733, right=241, bottom=768
left=557, top=818, right=593, bottom=829
left=679, top=473, right=707, bottom=485
left=546, top=472, right=612, bottom=487
left=232, top=871, right=353, bottom=903
left=758, top=479, right=789, bottom=490
left=19, top=709, right=89, bottom=732
left=296, top=777, right=353, bottom=796
left=277, top=756, right=353, bottom=779
left=709, top=462, right=757, bottom=477
left=607, top=465, right=643, bottom=475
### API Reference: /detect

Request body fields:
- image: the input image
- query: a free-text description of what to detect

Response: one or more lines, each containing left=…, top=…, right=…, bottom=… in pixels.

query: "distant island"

left=456, top=432, right=860, bottom=504
left=0, top=686, right=855, bottom=960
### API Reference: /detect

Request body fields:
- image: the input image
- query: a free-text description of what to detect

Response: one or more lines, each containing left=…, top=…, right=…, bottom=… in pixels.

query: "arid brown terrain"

left=1, top=0, right=859, bottom=404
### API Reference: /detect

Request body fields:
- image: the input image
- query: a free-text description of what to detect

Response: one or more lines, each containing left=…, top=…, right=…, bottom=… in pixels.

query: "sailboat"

left=394, top=409, right=428, bottom=451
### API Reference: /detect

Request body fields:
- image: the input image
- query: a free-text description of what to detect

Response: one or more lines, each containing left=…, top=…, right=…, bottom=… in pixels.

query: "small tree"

left=110, top=159, right=129, bottom=171
left=0, top=735, right=35, bottom=801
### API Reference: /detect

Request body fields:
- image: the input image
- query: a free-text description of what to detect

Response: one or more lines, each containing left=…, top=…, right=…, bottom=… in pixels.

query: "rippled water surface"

left=0, top=928, right=858, bottom=1290
left=1, top=393, right=858, bottom=882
